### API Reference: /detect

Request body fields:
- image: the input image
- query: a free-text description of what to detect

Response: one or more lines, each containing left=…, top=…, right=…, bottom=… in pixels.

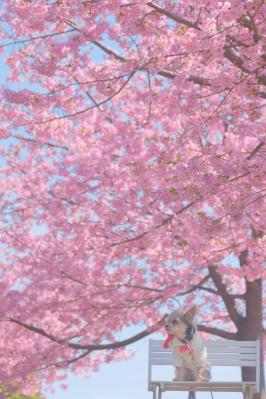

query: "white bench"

left=148, top=339, right=260, bottom=399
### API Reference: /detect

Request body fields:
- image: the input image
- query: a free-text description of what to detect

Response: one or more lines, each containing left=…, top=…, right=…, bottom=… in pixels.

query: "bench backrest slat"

left=151, top=346, right=256, bottom=354
left=150, top=359, right=256, bottom=366
left=150, top=340, right=257, bottom=347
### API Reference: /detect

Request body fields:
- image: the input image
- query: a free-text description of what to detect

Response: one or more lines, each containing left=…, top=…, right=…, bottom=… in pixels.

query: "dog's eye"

left=172, top=320, right=178, bottom=324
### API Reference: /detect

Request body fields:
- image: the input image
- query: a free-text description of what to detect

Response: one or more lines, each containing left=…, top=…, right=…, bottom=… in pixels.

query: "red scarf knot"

left=179, top=344, right=194, bottom=354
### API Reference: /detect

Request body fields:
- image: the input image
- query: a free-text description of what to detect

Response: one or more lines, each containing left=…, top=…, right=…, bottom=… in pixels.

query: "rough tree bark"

left=237, top=279, right=265, bottom=399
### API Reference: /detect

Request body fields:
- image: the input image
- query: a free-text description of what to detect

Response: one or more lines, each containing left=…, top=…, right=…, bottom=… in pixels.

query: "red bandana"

left=179, top=343, right=194, bottom=354
left=179, top=344, right=190, bottom=352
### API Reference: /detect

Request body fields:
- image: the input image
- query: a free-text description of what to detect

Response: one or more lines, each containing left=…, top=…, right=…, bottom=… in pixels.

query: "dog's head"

left=165, top=305, right=197, bottom=342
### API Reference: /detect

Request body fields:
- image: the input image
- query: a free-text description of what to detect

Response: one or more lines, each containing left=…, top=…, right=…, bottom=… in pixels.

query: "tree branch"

left=246, top=141, right=264, bottom=160
left=208, top=266, right=243, bottom=327
left=68, top=17, right=209, bottom=87
left=98, top=283, right=163, bottom=293
left=91, top=42, right=210, bottom=86
left=8, top=317, right=166, bottom=351
left=145, top=3, right=266, bottom=87
left=187, top=75, right=211, bottom=86
left=223, top=46, right=250, bottom=74
left=55, top=349, right=91, bottom=367
left=92, top=40, right=126, bottom=62
left=9, top=318, right=63, bottom=345
left=35, top=71, right=135, bottom=124
left=147, top=2, right=201, bottom=30
left=176, top=275, right=210, bottom=296
left=111, top=202, right=195, bottom=248
left=11, top=135, right=69, bottom=151
left=197, top=324, right=237, bottom=340
left=0, top=29, right=75, bottom=48
left=198, top=286, right=220, bottom=295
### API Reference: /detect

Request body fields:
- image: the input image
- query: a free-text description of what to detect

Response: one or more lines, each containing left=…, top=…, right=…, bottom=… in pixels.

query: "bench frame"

left=148, top=339, right=260, bottom=399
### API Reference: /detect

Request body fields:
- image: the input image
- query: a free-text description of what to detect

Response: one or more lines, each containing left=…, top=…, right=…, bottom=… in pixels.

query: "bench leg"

left=188, top=391, right=196, bottom=399
left=158, top=383, right=165, bottom=399
left=244, top=385, right=254, bottom=399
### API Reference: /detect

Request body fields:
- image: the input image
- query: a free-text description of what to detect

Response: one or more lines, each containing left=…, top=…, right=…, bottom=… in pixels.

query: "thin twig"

left=0, top=29, right=75, bottom=48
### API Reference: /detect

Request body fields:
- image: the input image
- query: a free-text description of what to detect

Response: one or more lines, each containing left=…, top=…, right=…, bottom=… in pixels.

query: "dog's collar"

left=177, top=326, right=196, bottom=345
left=185, top=326, right=196, bottom=343
left=177, top=337, right=188, bottom=344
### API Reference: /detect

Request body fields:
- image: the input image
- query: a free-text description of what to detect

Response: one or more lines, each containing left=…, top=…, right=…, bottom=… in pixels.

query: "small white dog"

left=164, top=306, right=211, bottom=383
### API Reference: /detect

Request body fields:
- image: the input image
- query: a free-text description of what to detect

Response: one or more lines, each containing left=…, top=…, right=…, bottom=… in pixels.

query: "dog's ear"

left=184, top=305, right=197, bottom=321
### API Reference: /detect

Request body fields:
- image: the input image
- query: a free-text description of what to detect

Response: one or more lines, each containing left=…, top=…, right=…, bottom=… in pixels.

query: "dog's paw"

left=197, top=367, right=211, bottom=382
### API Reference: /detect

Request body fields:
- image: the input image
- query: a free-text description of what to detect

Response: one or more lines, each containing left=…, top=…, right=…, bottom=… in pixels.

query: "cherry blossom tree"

left=0, top=0, right=265, bottom=397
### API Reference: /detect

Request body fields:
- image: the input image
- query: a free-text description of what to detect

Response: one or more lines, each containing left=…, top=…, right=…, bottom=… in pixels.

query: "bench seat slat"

left=151, top=359, right=256, bottom=366
left=149, top=381, right=254, bottom=392
left=151, top=381, right=249, bottom=386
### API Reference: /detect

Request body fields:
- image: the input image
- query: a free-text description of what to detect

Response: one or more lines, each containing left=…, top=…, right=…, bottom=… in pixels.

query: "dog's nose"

left=165, top=324, right=169, bottom=331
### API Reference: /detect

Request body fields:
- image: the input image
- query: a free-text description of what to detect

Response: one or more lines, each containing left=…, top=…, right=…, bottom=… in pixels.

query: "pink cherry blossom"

left=0, top=0, right=265, bottom=396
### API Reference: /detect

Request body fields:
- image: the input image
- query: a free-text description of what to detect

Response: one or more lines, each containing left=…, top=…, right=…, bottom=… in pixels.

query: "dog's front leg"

left=174, top=367, right=196, bottom=399
left=174, top=367, right=184, bottom=381
left=174, top=367, right=196, bottom=381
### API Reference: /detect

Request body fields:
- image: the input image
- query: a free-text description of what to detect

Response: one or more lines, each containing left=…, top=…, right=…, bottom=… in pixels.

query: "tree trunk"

left=240, top=345, right=265, bottom=399
left=237, top=279, right=265, bottom=399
